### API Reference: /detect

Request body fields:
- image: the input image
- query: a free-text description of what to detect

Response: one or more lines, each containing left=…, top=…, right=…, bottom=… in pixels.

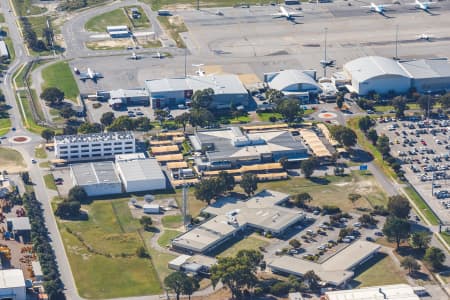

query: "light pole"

left=395, top=25, right=399, bottom=60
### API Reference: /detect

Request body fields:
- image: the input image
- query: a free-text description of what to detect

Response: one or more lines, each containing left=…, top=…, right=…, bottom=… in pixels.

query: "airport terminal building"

left=344, top=56, right=450, bottom=95
left=145, top=74, right=249, bottom=109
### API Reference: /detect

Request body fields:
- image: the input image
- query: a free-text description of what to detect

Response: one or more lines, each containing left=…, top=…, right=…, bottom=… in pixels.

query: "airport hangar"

left=171, top=190, right=305, bottom=254
left=344, top=56, right=450, bottom=95
left=145, top=74, right=250, bottom=109
left=189, top=127, right=309, bottom=171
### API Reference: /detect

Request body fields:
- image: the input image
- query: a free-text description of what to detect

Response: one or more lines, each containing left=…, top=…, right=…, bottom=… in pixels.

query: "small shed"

left=7, top=217, right=31, bottom=242
left=143, top=204, right=160, bottom=214
left=31, top=261, right=43, bottom=282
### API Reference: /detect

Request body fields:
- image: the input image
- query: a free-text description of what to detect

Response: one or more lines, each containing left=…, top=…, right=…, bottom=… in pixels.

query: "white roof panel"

left=0, top=269, right=25, bottom=289
left=344, top=56, right=409, bottom=82
left=267, top=69, right=321, bottom=91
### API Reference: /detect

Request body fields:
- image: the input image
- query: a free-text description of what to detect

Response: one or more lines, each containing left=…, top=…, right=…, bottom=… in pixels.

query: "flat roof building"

left=145, top=74, right=249, bottom=109
left=172, top=190, right=304, bottom=253
left=324, top=284, right=421, bottom=300
left=54, top=132, right=135, bottom=162
left=0, top=41, right=9, bottom=58
left=108, top=88, right=150, bottom=109
left=116, top=156, right=166, bottom=193
left=70, top=162, right=122, bottom=196
left=0, top=269, right=26, bottom=300
left=190, top=127, right=308, bottom=170
left=399, top=58, right=450, bottom=93
left=269, top=241, right=380, bottom=286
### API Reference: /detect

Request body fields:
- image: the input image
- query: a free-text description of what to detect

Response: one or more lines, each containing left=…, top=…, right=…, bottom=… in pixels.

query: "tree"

left=348, top=193, right=361, bottom=204
left=439, top=93, right=450, bottom=110
left=392, top=96, right=408, bottom=118
left=68, top=186, right=88, bottom=204
left=78, top=122, right=102, bottom=134
left=63, top=125, right=78, bottom=135
left=59, top=106, right=76, bottom=119
left=133, top=117, right=152, bottom=131
left=240, top=173, right=258, bottom=197
left=136, top=246, right=149, bottom=258
left=401, top=256, right=420, bottom=275
left=358, top=116, right=373, bottom=132
left=41, top=129, right=55, bottom=142
left=409, top=231, right=431, bottom=250
left=191, top=88, right=214, bottom=109
left=108, top=116, right=134, bottom=131
left=367, top=128, right=378, bottom=145
left=164, top=271, right=192, bottom=300
left=300, top=157, right=316, bottom=178
left=175, top=112, right=190, bottom=132
left=382, top=216, right=410, bottom=249
left=21, top=172, right=30, bottom=185
left=40, top=87, right=64, bottom=105
left=55, top=201, right=80, bottom=218
left=292, top=192, right=312, bottom=208
left=218, top=171, right=235, bottom=191
left=303, top=270, right=321, bottom=291
left=376, top=134, right=390, bottom=156
left=211, top=250, right=263, bottom=299
left=276, top=99, right=303, bottom=123
left=336, top=97, right=344, bottom=109
left=387, top=195, right=411, bottom=219
left=424, top=247, right=445, bottom=270
left=140, top=216, right=153, bottom=231
left=417, top=95, right=436, bottom=116
left=265, top=89, right=284, bottom=104
left=154, top=109, right=169, bottom=122
left=182, top=276, right=199, bottom=300
left=194, top=178, right=224, bottom=205
left=329, top=125, right=357, bottom=148
left=289, top=239, right=301, bottom=249
left=190, top=108, right=214, bottom=128
left=358, top=214, right=378, bottom=227
left=100, top=112, right=115, bottom=127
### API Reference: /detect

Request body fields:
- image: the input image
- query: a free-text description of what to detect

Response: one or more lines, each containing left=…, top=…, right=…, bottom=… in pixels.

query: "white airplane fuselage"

left=87, top=68, right=95, bottom=79
left=415, top=0, right=429, bottom=10
left=370, top=3, right=385, bottom=13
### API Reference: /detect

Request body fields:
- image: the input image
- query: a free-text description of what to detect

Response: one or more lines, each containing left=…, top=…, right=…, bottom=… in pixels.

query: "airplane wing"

left=94, top=72, right=103, bottom=78
left=78, top=72, right=89, bottom=79
left=271, top=13, right=285, bottom=17
left=287, top=12, right=303, bottom=17
left=379, top=4, right=392, bottom=7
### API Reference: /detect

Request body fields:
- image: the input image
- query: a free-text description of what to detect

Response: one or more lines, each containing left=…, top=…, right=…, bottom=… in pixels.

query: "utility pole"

left=395, top=25, right=399, bottom=60
left=323, top=27, right=328, bottom=77
left=184, top=48, right=187, bottom=78
left=197, top=0, right=200, bottom=10
left=182, top=184, right=189, bottom=229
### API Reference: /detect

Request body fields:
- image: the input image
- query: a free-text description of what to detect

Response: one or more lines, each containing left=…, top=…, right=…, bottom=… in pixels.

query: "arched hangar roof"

left=344, top=56, right=410, bottom=82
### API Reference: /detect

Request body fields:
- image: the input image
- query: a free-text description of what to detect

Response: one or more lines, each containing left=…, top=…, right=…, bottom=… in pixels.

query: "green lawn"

left=43, top=174, right=57, bottom=191
left=161, top=215, right=183, bottom=229
left=220, top=115, right=251, bottom=124
left=58, top=199, right=162, bottom=298
left=439, top=232, right=450, bottom=248
left=12, top=0, right=47, bottom=16
left=125, top=6, right=151, bottom=29
left=39, top=161, right=50, bottom=169
left=352, top=253, right=407, bottom=287
left=0, top=118, right=11, bottom=136
left=404, top=187, right=439, bottom=226
left=34, top=146, right=47, bottom=159
left=157, top=229, right=181, bottom=247
left=15, top=91, right=48, bottom=134
left=153, top=188, right=206, bottom=218
left=4, top=37, right=16, bottom=64
left=0, top=14, right=4, bottom=23
left=85, top=8, right=132, bottom=32
left=150, top=0, right=272, bottom=10
left=157, top=16, right=187, bottom=48
left=214, top=234, right=269, bottom=258
left=143, top=231, right=177, bottom=283
left=13, top=64, right=28, bottom=88
left=0, top=148, right=25, bottom=167
left=257, top=112, right=283, bottom=122
left=41, top=61, right=79, bottom=102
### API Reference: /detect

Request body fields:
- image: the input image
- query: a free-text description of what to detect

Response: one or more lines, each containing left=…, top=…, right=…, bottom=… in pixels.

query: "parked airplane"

left=193, top=64, right=206, bottom=76
left=362, top=2, right=393, bottom=16
left=74, top=67, right=103, bottom=82
left=417, top=33, right=434, bottom=41
left=152, top=52, right=165, bottom=59
left=128, top=52, right=142, bottom=60
left=271, top=6, right=303, bottom=23
left=407, top=0, right=434, bottom=13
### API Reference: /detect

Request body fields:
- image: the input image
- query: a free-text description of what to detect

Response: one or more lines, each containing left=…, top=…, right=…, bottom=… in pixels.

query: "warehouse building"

left=190, top=127, right=308, bottom=170
left=324, top=284, right=421, bottom=300
left=0, top=269, right=26, bottom=300
left=0, top=41, right=9, bottom=58
left=172, top=190, right=304, bottom=253
left=145, top=74, right=249, bottom=109
left=116, top=154, right=166, bottom=192
left=108, top=88, right=150, bottom=110
left=344, top=56, right=450, bottom=95
left=264, top=69, right=321, bottom=103
left=269, top=241, right=380, bottom=286
left=106, top=25, right=131, bottom=38
left=70, top=162, right=122, bottom=196
left=344, top=56, right=411, bottom=95
left=54, top=132, right=135, bottom=161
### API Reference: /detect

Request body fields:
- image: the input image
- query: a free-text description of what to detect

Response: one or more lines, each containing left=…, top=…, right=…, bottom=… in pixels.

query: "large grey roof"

left=344, top=56, right=409, bottom=82
left=399, top=58, right=450, bottom=79
left=110, top=88, right=149, bottom=99
left=117, top=158, right=165, bottom=182
left=145, top=74, right=247, bottom=95
left=70, top=162, right=121, bottom=186
left=267, top=69, right=321, bottom=91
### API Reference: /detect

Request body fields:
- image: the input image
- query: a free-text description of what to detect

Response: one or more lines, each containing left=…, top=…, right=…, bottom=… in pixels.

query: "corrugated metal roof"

left=146, top=78, right=190, bottom=93
left=110, top=88, right=149, bottom=99
left=117, top=158, right=165, bottom=182
left=399, top=58, right=450, bottom=79
left=267, top=69, right=321, bottom=91
left=344, top=56, right=409, bottom=82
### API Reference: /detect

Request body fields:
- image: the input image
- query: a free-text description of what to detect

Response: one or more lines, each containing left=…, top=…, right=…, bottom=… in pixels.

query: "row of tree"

left=20, top=17, right=49, bottom=53
left=23, top=192, right=65, bottom=299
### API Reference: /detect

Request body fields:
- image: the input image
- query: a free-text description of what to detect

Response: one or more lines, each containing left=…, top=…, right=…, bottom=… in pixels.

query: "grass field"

left=0, top=148, right=26, bottom=174
left=58, top=199, right=162, bottom=298
left=34, top=146, right=47, bottom=159
left=150, top=0, right=272, bottom=10
left=352, top=253, right=407, bottom=287
left=43, top=174, right=57, bottom=191
left=257, top=112, right=283, bottom=122
left=248, top=172, right=388, bottom=211
left=39, top=161, right=50, bottom=169
left=157, top=16, right=187, bottom=48
left=41, top=61, right=79, bottom=102
left=143, top=231, right=177, bottom=283
left=125, top=6, right=151, bottom=29
left=154, top=188, right=206, bottom=218
left=4, top=37, right=15, bottom=63
left=85, top=9, right=132, bottom=32
left=404, top=187, right=439, bottom=226
left=439, top=232, right=450, bottom=248
left=15, top=91, right=47, bottom=134
left=12, top=0, right=47, bottom=16
left=214, top=234, right=269, bottom=258
left=0, top=14, right=4, bottom=23
left=161, top=215, right=183, bottom=229
left=157, top=229, right=181, bottom=247
left=0, top=118, right=11, bottom=136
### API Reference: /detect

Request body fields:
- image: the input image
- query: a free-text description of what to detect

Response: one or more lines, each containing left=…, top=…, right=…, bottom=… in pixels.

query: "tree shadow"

left=410, top=271, right=430, bottom=281
left=60, top=210, right=89, bottom=221
left=349, top=149, right=374, bottom=163
left=308, top=177, right=330, bottom=185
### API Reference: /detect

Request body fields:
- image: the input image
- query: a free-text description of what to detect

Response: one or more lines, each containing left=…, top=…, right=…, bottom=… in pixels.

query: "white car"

left=31, top=158, right=37, bottom=164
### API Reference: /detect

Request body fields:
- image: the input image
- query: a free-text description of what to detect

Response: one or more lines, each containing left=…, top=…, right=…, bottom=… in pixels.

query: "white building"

left=54, top=132, right=135, bottom=162
left=115, top=154, right=166, bottom=193
left=108, top=88, right=150, bottom=109
left=399, top=58, right=450, bottom=93
left=70, top=162, right=122, bottom=196
left=324, top=284, right=421, bottom=300
left=0, top=41, right=9, bottom=58
left=106, top=25, right=131, bottom=38
left=0, top=269, right=26, bottom=300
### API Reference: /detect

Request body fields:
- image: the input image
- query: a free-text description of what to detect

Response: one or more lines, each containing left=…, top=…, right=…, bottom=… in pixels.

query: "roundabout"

left=10, top=136, right=31, bottom=144
left=318, top=112, right=337, bottom=119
